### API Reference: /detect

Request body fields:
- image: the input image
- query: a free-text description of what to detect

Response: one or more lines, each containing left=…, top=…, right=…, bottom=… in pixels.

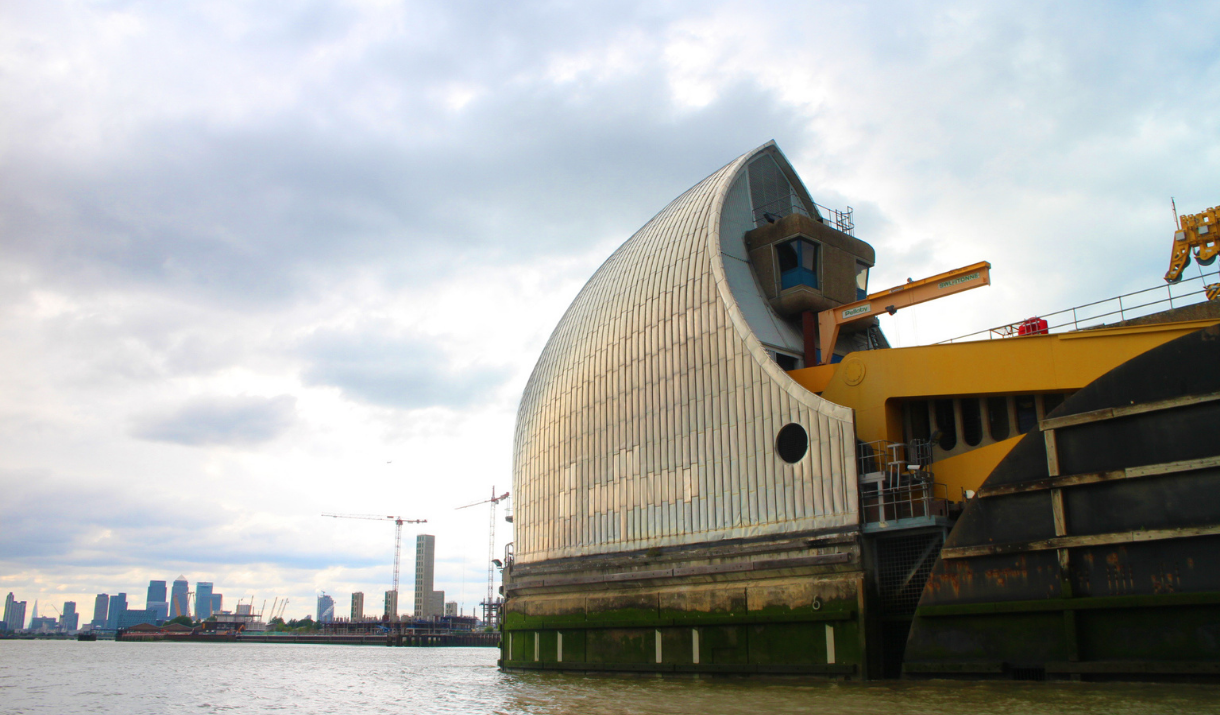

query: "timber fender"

left=904, top=324, right=1220, bottom=681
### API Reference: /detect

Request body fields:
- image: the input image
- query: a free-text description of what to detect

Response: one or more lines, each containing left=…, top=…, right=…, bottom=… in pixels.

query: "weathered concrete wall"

left=501, top=533, right=869, bottom=676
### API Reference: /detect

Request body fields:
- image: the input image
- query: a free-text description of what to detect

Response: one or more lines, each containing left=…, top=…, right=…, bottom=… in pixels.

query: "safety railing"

left=857, top=440, right=946, bottom=524
left=941, top=273, right=1218, bottom=344
left=752, top=192, right=855, bottom=236
left=862, top=482, right=950, bottom=524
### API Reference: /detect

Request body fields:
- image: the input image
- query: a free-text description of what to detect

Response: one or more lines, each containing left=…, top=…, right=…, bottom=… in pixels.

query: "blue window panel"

left=781, top=267, right=818, bottom=290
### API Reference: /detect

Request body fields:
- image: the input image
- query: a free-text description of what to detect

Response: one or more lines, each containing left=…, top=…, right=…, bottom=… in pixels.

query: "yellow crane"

left=816, top=261, right=992, bottom=364
left=1165, top=202, right=1219, bottom=284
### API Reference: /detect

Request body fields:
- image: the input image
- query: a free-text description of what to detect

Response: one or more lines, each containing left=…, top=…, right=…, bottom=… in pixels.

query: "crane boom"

left=816, top=261, right=992, bottom=365
left=322, top=513, right=401, bottom=521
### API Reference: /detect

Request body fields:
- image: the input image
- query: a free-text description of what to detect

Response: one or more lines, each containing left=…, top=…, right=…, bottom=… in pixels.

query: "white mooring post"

left=825, top=623, right=836, bottom=664
left=557, top=632, right=563, bottom=662
left=655, top=629, right=662, bottom=664
left=534, top=632, right=540, bottom=661
left=692, top=628, right=700, bottom=664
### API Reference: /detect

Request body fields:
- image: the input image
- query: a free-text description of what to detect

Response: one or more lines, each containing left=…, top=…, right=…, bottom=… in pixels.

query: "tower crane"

left=321, top=513, right=427, bottom=620
left=456, top=487, right=510, bottom=626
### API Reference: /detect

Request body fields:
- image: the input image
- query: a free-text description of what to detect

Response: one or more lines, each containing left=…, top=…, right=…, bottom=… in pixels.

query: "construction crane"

left=1165, top=202, right=1220, bottom=284
left=456, top=487, right=510, bottom=626
left=321, top=513, right=427, bottom=620
left=816, top=261, right=992, bottom=364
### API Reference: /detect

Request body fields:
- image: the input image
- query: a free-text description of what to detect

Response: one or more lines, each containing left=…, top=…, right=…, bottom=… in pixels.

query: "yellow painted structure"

left=788, top=319, right=1219, bottom=492
left=1165, top=204, right=1219, bottom=283
left=817, top=261, right=991, bottom=364
left=925, top=436, right=1021, bottom=500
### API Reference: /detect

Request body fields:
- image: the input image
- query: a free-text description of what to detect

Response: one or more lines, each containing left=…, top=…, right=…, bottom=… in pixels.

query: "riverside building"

left=170, top=576, right=190, bottom=619
left=146, top=580, right=169, bottom=621
left=195, top=582, right=214, bottom=620
left=91, top=594, right=108, bottom=628
left=500, top=141, right=1220, bottom=679
left=413, top=535, right=444, bottom=619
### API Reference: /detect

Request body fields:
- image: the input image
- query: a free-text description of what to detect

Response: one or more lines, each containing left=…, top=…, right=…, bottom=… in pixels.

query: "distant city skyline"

left=1, top=532, right=475, bottom=626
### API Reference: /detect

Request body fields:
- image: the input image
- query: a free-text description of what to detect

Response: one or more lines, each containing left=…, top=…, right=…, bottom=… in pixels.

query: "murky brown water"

left=2, top=640, right=1218, bottom=714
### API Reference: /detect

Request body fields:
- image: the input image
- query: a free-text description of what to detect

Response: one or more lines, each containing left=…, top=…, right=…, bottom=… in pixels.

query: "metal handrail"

left=941, top=272, right=1219, bottom=344
left=753, top=193, right=855, bottom=236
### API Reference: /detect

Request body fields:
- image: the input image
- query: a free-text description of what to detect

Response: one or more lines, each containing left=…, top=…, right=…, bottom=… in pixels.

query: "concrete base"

left=501, top=530, right=871, bottom=678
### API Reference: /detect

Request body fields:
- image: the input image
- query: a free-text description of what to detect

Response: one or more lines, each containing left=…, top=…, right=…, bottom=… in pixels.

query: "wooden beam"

left=940, top=523, right=1220, bottom=560
left=976, top=455, right=1220, bottom=498
left=1039, top=390, right=1220, bottom=431
left=1050, top=489, right=1067, bottom=537
left=1044, top=429, right=1060, bottom=477
left=916, top=589, right=1220, bottom=618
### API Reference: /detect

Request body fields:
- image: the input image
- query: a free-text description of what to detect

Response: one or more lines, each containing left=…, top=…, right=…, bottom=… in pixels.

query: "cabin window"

left=960, top=398, right=983, bottom=447
left=1042, top=393, right=1065, bottom=417
left=934, top=399, right=957, bottom=451
left=772, top=351, right=799, bottom=371
left=1015, top=395, right=1038, bottom=434
left=856, top=262, right=870, bottom=300
left=987, top=397, right=1010, bottom=441
left=777, top=238, right=819, bottom=290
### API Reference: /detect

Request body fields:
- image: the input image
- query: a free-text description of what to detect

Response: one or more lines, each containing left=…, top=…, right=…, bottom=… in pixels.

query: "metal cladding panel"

left=513, top=142, right=858, bottom=564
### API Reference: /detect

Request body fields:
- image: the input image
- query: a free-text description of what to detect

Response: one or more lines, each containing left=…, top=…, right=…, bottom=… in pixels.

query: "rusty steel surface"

left=905, top=324, right=1220, bottom=678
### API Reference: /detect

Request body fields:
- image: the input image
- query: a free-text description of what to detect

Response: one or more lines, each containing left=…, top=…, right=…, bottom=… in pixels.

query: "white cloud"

left=130, top=394, right=298, bottom=447
left=1, top=0, right=1217, bottom=619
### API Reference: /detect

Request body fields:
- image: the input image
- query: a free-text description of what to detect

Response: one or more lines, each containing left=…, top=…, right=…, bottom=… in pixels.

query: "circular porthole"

left=776, top=423, right=808, bottom=464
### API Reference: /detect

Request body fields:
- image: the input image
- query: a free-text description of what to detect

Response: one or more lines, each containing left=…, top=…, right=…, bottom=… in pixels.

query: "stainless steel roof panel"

left=513, top=142, right=857, bottom=563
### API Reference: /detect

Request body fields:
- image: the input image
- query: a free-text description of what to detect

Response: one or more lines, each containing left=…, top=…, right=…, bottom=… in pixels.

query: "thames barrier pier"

left=500, top=142, right=1220, bottom=679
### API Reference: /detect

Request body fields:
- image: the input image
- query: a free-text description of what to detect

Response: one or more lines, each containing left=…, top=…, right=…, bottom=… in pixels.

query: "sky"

left=1, top=0, right=1218, bottom=623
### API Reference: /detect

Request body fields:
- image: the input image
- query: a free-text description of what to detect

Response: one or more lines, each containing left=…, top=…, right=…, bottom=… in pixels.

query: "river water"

left=2, top=640, right=1218, bottom=714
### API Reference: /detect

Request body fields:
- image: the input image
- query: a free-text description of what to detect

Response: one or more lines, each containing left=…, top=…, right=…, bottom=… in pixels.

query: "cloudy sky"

left=2, top=0, right=1217, bottom=622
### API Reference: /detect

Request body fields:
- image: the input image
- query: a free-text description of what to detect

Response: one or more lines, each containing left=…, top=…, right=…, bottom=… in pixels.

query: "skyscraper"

left=3, top=593, right=24, bottom=631
left=316, top=594, right=335, bottom=623
left=414, top=534, right=437, bottom=619
left=105, top=593, right=127, bottom=630
left=195, top=582, right=214, bottom=620
left=383, top=591, right=397, bottom=621
left=7, top=601, right=27, bottom=631
left=210, top=594, right=222, bottom=615
left=146, top=580, right=168, bottom=621
left=351, top=592, right=364, bottom=621
left=91, top=594, right=109, bottom=628
left=61, top=602, right=79, bottom=631
left=169, top=576, right=189, bottom=619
